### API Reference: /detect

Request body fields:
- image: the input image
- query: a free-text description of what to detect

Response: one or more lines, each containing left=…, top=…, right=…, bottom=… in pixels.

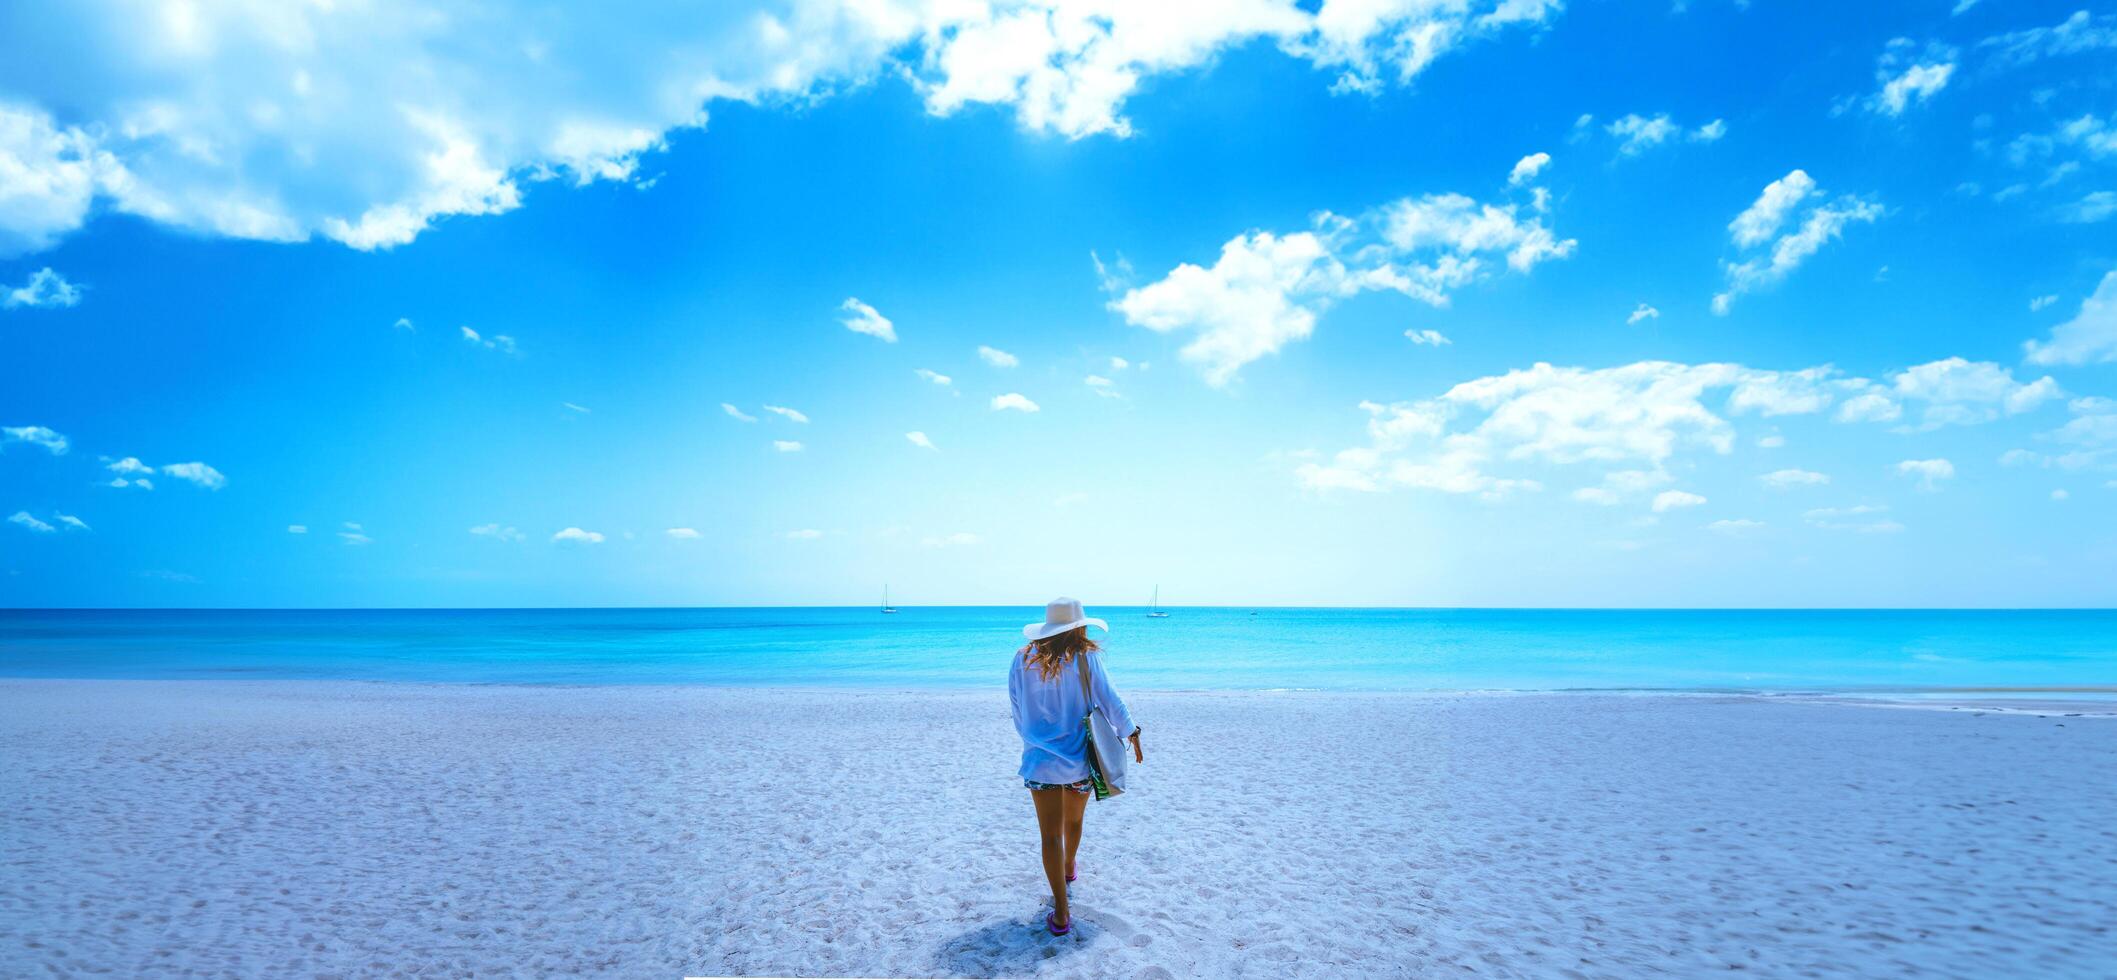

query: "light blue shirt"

left=1009, top=649, right=1139, bottom=784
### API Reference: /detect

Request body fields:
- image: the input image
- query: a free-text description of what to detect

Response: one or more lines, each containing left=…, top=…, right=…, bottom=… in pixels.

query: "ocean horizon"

left=7, top=606, right=2112, bottom=693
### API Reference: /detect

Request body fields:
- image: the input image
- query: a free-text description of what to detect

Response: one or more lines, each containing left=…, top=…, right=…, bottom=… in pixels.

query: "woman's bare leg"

left=1030, top=788, right=1069, bottom=925
left=1061, top=788, right=1088, bottom=880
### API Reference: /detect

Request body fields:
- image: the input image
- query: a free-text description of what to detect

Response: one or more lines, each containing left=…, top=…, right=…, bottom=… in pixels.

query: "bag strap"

left=1075, top=653, right=1096, bottom=721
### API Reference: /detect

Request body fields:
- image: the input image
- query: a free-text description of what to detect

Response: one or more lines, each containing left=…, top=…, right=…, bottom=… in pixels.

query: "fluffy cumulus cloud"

left=1863, top=39, right=1956, bottom=117
left=2023, top=270, right=2117, bottom=365
left=1896, top=457, right=1956, bottom=491
left=906, top=430, right=938, bottom=450
left=2, top=424, right=69, bottom=454
left=1507, top=152, right=1549, bottom=185
left=914, top=368, right=952, bottom=386
left=838, top=298, right=896, bottom=342
left=1405, top=329, right=1450, bottom=346
left=666, top=527, right=701, bottom=539
left=470, top=523, right=525, bottom=542
left=976, top=345, right=1019, bottom=368
left=160, top=461, right=226, bottom=490
left=1603, top=113, right=1725, bottom=156
left=1296, top=361, right=1846, bottom=500
left=3, top=267, right=83, bottom=308
left=1627, top=303, right=1659, bottom=325
left=773, top=440, right=804, bottom=452
left=991, top=393, right=1040, bottom=413
left=1290, top=356, right=2061, bottom=502
left=721, top=403, right=758, bottom=423
left=762, top=404, right=809, bottom=423
left=1111, top=163, right=1572, bottom=385
left=1713, top=170, right=1880, bottom=314
left=1652, top=490, right=1706, bottom=512
left=552, top=526, right=605, bottom=544
left=1873, top=357, right=2061, bottom=430
left=0, top=1, right=1566, bottom=257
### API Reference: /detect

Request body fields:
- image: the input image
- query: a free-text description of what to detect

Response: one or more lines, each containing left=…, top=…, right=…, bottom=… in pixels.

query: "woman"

left=1009, top=597, right=1143, bottom=937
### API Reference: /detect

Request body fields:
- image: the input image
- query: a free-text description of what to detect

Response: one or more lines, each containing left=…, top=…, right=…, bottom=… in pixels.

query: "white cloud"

left=338, top=522, right=373, bottom=545
left=1978, top=11, right=2117, bottom=70
left=2059, top=191, right=2117, bottom=224
left=3, top=267, right=82, bottom=308
left=722, top=403, right=758, bottom=423
left=459, top=326, right=518, bottom=355
left=2024, top=270, right=2117, bottom=365
left=906, top=430, right=938, bottom=450
left=287, top=524, right=308, bottom=534
left=2, top=4, right=1576, bottom=258
left=1896, top=457, right=1956, bottom=491
left=1652, top=489, right=1706, bottom=512
left=1604, top=113, right=1725, bottom=155
left=2030, top=294, right=2058, bottom=311
left=915, top=368, right=953, bottom=386
left=394, top=317, right=415, bottom=331
left=562, top=402, right=591, bottom=414
left=2052, top=488, right=2070, bottom=501
left=1758, top=434, right=1786, bottom=448
left=1109, top=356, right=1130, bottom=371
left=773, top=440, right=804, bottom=452
left=920, top=531, right=980, bottom=548
left=1882, top=357, right=2061, bottom=429
left=839, top=297, right=897, bottom=343
left=1728, top=170, right=1815, bottom=248
left=470, top=523, right=525, bottom=542
left=666, top=527, right=701, bottom=539
left=1714, top=171, right=1879, bottom=314
left=1835, top=392, right=1902, bottom=423
left=1113, top=166, right=1573, bottom=385
left=991, top=393, right=1040, bottom=413
left=552, top=526, right=605, bottom=544
left=1760, top=468, right=1830, bottom=489
left=1405, top=329, right=1451, bottom=346
left=1084, top=375, right=1121, bottom=398
left=1707, top=518, right=1764, bottom=533
left=1870, top=61, right=1955, bottom=116
left=1300, top=362, right=1829, bottom=498
left=785, top=528, right=824, bottom=541
left=763, top=405, right=809, bottom=424
left=1627, top=303, right=1660, bottom=325
left=2, top=425, right=68, bottom=454
left=1571, top=487, right=1621, bottom=505
left=160, top=461, right=226, bottom=490
left=9, top=511, right=55, bottom=533
left=977, top=345, right=1019, bottom=368
left=1508, top=152, right=1550, bottom=186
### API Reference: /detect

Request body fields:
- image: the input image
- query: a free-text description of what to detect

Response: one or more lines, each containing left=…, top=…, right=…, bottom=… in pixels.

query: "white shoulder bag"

left=1076, top=653, right=1128, bottom=799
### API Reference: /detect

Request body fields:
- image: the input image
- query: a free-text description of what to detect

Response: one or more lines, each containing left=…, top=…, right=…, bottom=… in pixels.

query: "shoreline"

left=4, top=675, right=2113, bottom=714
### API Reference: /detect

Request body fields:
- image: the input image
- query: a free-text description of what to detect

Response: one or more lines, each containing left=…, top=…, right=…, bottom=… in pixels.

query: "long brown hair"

left=1022, top=626, right=1100, bottom=681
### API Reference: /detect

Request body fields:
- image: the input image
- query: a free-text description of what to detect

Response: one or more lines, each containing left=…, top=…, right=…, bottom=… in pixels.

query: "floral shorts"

left=1024, top=778, right=1093, bottom=794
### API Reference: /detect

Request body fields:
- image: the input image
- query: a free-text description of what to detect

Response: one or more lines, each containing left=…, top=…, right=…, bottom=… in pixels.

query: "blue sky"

left=2, top=0, right=2115, bottom=607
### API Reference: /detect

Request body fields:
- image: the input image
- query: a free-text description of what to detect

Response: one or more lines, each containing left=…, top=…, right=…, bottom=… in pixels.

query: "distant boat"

left=881, top=584, right=897, bottom=614
left=1146, top=585, right=1170, bottom=618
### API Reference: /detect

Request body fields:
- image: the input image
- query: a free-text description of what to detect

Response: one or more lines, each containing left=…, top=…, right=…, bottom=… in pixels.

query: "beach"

left=3, top=681, right=2114, bottom=977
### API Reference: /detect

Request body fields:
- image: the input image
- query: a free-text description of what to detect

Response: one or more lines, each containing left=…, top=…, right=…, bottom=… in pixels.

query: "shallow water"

left=3, top=607, right=2112, bottom=691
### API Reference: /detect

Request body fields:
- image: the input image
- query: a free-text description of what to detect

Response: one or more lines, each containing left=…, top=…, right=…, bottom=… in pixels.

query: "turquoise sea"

left=1, top=607, right=2112, bottom=692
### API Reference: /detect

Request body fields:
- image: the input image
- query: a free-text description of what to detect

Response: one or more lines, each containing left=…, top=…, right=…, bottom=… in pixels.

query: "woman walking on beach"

left=1010, top=598, right=1143, bottom=937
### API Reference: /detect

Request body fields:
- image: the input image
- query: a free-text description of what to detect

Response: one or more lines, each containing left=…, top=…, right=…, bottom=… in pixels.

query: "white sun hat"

left=1022, top=597, right=1110, bottom=641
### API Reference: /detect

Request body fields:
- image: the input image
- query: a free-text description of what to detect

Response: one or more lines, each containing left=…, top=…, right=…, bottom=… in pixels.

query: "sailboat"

left=881, top=584, right=897, bottom=614
left=1146, top=585, right=1170, bottom=618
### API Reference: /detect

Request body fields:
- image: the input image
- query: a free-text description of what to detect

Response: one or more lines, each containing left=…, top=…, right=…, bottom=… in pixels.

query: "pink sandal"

left=1045, top=911, right=1071, bottom=936
left=1066, top=864, right=1077, bottom=883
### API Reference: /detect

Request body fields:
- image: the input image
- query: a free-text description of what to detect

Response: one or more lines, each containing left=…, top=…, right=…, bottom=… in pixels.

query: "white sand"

left=2, top=681, right=2113, bottom=978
